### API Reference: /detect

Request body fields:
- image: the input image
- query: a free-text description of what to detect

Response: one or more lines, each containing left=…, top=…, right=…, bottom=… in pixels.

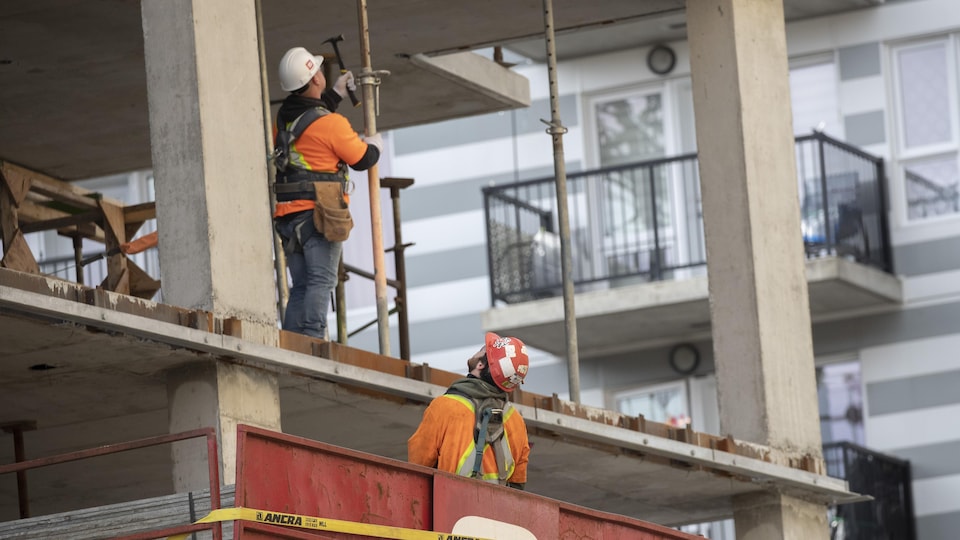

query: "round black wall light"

left=647, top=45, right=677, bottom=76
left=668, top=343, right=700, bottom=375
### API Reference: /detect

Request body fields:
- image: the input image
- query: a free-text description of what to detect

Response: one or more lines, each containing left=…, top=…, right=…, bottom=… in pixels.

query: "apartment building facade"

left=346, top=1, right=959, bottom=538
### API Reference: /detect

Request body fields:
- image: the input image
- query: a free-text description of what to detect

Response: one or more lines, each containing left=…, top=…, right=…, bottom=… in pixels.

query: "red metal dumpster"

left=233, top=424, right=701, bottom=540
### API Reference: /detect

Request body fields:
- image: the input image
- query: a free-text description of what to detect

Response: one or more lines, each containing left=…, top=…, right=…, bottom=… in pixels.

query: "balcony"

left=481, top=132, right=903, bottom=356
left=824, top=442, right=916, bottom=540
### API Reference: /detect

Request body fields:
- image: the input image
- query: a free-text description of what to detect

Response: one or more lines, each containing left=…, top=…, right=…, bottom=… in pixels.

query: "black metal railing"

left=483, top=131, right=892, bottom=305
left=824, top=442, right=916, bottom=540
left=905, top=167, right=959, bottom=220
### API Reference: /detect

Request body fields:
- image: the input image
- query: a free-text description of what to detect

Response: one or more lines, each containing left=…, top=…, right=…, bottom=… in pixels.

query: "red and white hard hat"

left=485, top=332, right=529, bottom=392
left=278, top=47, right=323, bottom=92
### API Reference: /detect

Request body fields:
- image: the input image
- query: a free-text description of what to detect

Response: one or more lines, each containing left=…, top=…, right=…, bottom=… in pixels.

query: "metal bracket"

left=540, top=118, right=568, bottom=135
left=357, top=69, right=392, bottom=116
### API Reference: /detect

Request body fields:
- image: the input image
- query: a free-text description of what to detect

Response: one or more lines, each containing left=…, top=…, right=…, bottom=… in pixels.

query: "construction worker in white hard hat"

left=408, top=333, right=532, bottom=489
left=273, top=46, right=382, bottom=339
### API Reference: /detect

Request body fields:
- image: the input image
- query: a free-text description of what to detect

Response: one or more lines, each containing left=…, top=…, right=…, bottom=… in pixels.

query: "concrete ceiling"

left=0, top=0, right=880, bottom=183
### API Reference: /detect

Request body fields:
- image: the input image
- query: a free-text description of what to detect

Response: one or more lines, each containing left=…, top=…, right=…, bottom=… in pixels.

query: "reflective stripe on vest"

left=442, top=394, right=517, bottom=484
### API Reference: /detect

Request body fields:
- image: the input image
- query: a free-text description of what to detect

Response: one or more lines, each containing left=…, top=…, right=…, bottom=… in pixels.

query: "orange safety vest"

left=408, top=393, right=530, bottom=484
left=273, top=110, right=367, bottom=218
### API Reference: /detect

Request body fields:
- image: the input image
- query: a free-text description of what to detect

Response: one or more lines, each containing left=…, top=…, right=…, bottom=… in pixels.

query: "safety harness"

left=272, top=107, right=347, bottom=202
left=444, top=390, right=516, bottom=485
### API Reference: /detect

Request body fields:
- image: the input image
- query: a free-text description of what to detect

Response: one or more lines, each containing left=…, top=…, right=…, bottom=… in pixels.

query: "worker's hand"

left=363, top=132, right=383, bottom=153
left=333, top=71, right=356, bottom=99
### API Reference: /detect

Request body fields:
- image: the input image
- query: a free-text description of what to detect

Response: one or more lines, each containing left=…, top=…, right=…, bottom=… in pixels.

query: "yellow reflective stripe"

left=441, top=393, right=474, bottom=410
left=167, top=507, right=494, bottom=540
left=289, top=141, right=313, bottom=170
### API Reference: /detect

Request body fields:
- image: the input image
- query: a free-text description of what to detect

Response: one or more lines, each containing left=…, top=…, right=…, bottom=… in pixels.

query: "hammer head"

left=321, top=34, right=345, bottom=45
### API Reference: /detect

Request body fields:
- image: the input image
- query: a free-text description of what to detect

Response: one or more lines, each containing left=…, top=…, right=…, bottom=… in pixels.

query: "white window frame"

left=583, top=82, right=693, bottom=280
left=887, top=34, right=960, bottom=231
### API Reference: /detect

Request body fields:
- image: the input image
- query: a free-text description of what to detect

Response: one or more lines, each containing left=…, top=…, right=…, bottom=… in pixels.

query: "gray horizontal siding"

left=812, top=300, right=960, bottom=358
left=393, top=94, right=579, bottom=155
left=838, top=42, right=881, bottom=81
left=400, top=164, right=560, bottom=222
left=349, top=311, right=483, bottom=356
left=889, top=440, right=960, bottom=480
left=844, top=110, right=885, bottom=146
left=866, top=369, right=960, bottom=416
left=918, top=511, right=960, bottom=540
left=894, top=235, right=960, bottom=277
left=405, top=245, right=488, bottom=288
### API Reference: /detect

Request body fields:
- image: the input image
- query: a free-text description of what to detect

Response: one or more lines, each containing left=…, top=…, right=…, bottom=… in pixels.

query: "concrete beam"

left=408, top=52, right=531, bottom=108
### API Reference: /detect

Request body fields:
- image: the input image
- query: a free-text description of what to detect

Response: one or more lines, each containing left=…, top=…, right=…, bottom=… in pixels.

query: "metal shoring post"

left=2, top=421, right=36, bottom=518
left=541, top=0, right=581, bottom=403
left=356, top=0, right=392, bottom=356
left=255, top=0, right=290, bottom=323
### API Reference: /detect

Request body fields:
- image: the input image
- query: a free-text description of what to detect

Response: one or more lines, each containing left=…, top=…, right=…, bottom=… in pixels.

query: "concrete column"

left=168, top=362, right=281, bottom=489
left=141, top=0, right=283, bottom=489
left=141, top=0, right=278, bottom=346
left=686, top=0, right=827, bottom=538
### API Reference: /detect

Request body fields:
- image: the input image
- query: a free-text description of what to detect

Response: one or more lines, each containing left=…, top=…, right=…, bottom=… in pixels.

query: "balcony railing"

left=824, top=442, right=916, bottom=540
left=483, top=131, right=893, bottom=305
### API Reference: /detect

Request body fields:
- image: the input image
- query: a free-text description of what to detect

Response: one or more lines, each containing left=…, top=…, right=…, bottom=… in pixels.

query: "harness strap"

left=470, top=408, right=497, bottom=479
left=274, top=178, right=340, bottom=194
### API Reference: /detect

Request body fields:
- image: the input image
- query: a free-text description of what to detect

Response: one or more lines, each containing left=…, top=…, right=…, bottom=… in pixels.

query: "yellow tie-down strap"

left=168, top=507, right=494, bottom=540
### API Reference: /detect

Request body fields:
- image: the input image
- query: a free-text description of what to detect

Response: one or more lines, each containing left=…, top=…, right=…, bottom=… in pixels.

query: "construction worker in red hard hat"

left=408, top=333, right=531, bottom=489
left=273, top=46, right=382, bottom=340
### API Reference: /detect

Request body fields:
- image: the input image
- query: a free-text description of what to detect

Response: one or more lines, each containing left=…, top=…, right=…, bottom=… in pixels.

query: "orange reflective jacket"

left=408, top=392, right=530, bottom=484
left=273, top=112, right=367, bottom=218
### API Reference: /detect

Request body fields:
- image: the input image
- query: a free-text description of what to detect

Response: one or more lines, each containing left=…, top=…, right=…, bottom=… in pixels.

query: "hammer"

left=322, top=34, right=360, bottom=107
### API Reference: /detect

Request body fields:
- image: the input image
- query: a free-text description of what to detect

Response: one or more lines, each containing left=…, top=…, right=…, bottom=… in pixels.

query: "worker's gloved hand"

left=363, top=132, right=383, bottom=153
left=333, top=71, right=356, bottom=99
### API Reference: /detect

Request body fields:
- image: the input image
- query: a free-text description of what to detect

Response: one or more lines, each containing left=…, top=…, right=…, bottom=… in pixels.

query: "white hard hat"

left=278, top=47, right=323, bottom=92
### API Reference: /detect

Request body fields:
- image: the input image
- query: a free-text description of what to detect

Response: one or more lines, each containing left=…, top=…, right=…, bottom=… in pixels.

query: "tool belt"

left=311, top=181, right=353, bottom=242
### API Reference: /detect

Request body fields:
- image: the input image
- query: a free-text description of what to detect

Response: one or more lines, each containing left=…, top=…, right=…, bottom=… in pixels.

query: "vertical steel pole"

left=72, top=235, right=84, bottom=286
left=336, top=258, right=348, bottom=344
left=255, top=0, right=290, bottom=323
left=389, top=183, right=411, bottom=361
left=542, top=0, right=581, bottom=403
left=356, top=0, right=391, bottom=356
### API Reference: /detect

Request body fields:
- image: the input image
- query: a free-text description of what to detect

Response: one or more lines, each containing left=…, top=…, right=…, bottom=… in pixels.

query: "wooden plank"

left=19, top=210, right=101, bottom=234
left=57, top=223, right=105, bottom=244
left=0, top=233, right=39, bottom=274
left=0, top=161, right=31, bottom=205
left=127, top=259, right=161, bottom=300
left=18, top=199, right=72, bottom=223
left=99, top=200, right=128, bottom=294
left=0, top=178, right=18, bottom=247
left=2, top=162, right=105, bottom=211
left=124, top=202, right=156, bottom=223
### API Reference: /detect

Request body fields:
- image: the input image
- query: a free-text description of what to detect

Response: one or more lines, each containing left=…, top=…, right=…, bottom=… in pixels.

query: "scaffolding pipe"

left=255, top=0, right=290, bottom=322
left=542, top=0, right=581, bottom=403
left=356, top=0, right=391, bottom=356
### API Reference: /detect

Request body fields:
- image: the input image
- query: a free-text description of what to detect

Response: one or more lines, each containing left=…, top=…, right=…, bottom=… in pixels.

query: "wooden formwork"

left=0, top=160, right=159, bottom=298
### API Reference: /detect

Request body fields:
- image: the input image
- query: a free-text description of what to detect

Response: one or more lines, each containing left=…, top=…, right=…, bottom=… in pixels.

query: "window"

left=613, top=380, right=690, bottom=427
left=816, top=361, right=865, bottom=446
left=892, top=37, right=960, bottom=221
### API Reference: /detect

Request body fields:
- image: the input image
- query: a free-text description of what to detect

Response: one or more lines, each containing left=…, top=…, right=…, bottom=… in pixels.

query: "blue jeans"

left=276, top=211, right=342, bottom=339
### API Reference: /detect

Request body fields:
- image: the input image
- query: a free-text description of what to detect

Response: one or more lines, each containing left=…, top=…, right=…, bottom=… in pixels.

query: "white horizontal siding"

left=861, top=334, right=960, bottom=384
left=912, top=473, right=960, bottom=517
left=865, top=403, right=960, bottom=450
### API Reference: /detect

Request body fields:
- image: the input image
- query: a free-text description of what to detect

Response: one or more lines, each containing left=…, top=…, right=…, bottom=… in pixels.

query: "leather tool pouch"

left=313, top=182, right=353, bottom=242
